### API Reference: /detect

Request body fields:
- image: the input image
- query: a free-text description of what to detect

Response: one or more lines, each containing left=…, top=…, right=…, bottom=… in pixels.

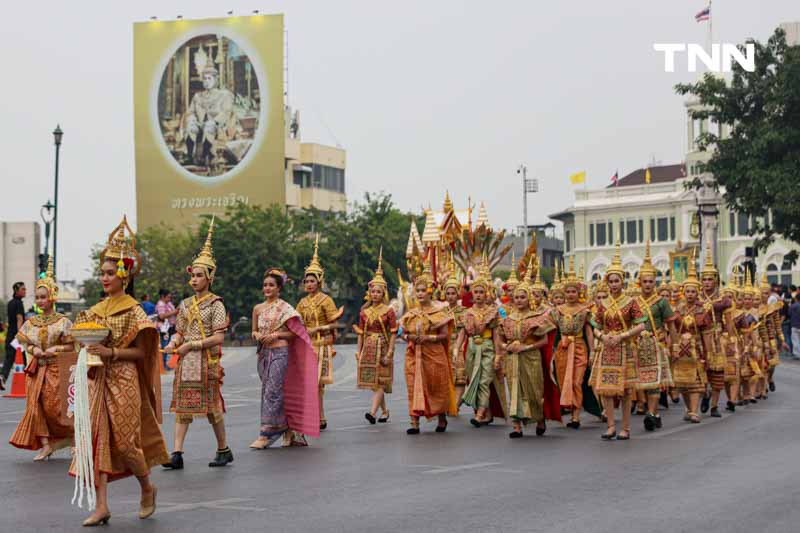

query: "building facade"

left=0, top=222, right=40, bottom=310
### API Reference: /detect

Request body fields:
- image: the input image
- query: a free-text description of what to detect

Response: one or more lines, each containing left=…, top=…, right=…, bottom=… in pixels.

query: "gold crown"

left=470, top=253, right=492, bottom=291
left=35, top=255, right=58, bottom=301
left=505, top=251, right=520, bottom=287
left=304, top=233, right=325, bottom=283
left=605, top=240, right=625, bottom=279
left=442, top=252, right=461, bottom=293
left=102, top=215, right=140, bottom=278
left=683, top=249, right=701, bottom=289
left=639, top=240, right=657, bottom=277
left=531, top=256, right=547, bottom=293
left=700, top=237, right=718, bottom=277
left=563, top=255, right=580, bottom=289
left=369, top=247, right=387, bottom=288
left=191, top=216, right=217, bottom=281
left=759, top=271, right=771, bottom=291
left=513, top=256, right=535, bottom=301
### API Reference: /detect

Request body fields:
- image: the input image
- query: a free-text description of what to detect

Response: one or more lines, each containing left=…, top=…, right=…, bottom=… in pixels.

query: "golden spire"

left=759, top=271, right=771, bottom=291
left=421, top=208, right=440, bottom=244
left=553, top=260, right=561, bottom=286
left=531, top=255, right=546, bottom=292
left=476, top=202, right=490, bottom=229
left=683, top=248, right=701, bottom=288
left=564, top=255, right=580, bottom=288
left=406, top=219, right=422, bottom=258
left=304, top=233, right=325, bottom=282
left=102, top=215, right=141, bottom=279
left=505, top=251, right=519, bottom=287
left=471, top=252, right=492, bottom=290
left=369, top=246, right=387, bottom=288
left=578, top=260, right=585, bottom=283
left=701, top=236, right=718, bottom=277
left=605, top=239, right=624, bottom=279
left=443, top=251, right=461, bottom=293
left=639, top=239, right=657, bottom=277
left=443, top=190, right=454, bottom=213
left=192, top=215, right=218, bottom=281
left=36, top=255, right=59, bottom=301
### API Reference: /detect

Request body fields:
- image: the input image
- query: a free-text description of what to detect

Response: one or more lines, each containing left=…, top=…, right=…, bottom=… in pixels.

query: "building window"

left=670, top=216, right=676, bottom=241
left=565, top=230, right=572, bottom=253
left=650, top=217, right=655, bottom=242
left=657, top=217, right=669, bottom=242
left=596, top=222, right=607, bottom=246
left=767, top=254, right=793, bottom=286
left=729, top=211, right=735, bottom=237
left=737, top=212, right=750, bottom=236
left=626, top=220, right=637, bottom=244
left=619, top=221, right=625, bottom=244
left=589, top=223, right=595, bottom=247
left=608, top=222, right=614, bottom=245
left=307, top=164, right=345, bottom=192
left=638, top=219, right=644, bottom=243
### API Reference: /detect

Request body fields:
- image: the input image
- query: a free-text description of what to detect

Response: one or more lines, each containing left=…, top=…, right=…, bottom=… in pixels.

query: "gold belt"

left=472, top=336, right=485, bottom=345
left=39, top=357, right=57, bottom=366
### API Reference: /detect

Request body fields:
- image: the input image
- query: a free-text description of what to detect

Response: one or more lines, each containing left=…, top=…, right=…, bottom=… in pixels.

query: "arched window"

left=766, top=254, right=793, bottom=286
left=591, top=272, right=601, bottom=282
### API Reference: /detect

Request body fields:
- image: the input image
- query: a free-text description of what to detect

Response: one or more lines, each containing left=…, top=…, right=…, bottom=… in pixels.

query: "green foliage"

left=675, top=28, right=800, bottom=262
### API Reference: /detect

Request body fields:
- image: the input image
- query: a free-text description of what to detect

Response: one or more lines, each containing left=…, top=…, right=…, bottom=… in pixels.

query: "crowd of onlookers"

left=775, top=283, right=800, bottom=361
left=139, top=289, right=180, bottom=370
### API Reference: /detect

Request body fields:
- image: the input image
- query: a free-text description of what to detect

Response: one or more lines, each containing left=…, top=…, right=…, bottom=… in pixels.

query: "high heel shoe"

left=378, top=410, right=390, bottom=423
left=435, top=420, right=448, bottom=433
left=365, top=412, right=376, bottom=425
left=601, top=430, right=617, bottom=440
left=33, top=450, right=53, bottom=462
left=82, top=513, right=111, bottom=527
left=406, top=426, right=420, bottom=435
left=139, top=486, right=157, bottom=519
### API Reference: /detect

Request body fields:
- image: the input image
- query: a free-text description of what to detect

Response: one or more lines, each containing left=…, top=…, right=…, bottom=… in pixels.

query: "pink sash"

left=284, top=317, right=321, bottom=438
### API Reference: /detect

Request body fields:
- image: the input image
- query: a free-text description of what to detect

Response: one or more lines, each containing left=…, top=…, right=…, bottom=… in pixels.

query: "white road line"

left=422, top=462, right=501, bottom=474
left=119, top=498, right=266, bottom=518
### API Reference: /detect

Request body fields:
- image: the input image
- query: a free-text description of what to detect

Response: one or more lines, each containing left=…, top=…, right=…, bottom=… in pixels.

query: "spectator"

left=767, top=284, right=780, bottom=305
left=140, top=293, right=157, bottom=319
left=790, top=295, right=800, bottom=361
left=781, top=285, right=793, bottom=355
left=156, top=289, right=179, bottom=370
left=2, top=282, right=26, bottom=390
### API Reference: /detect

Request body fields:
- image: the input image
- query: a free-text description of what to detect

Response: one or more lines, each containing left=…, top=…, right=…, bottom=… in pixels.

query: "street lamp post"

left=517, top=164, right=538, bottom=252
left=52, top=125, right=63, bottom=275
left=40, top=200, right=55, bottom=261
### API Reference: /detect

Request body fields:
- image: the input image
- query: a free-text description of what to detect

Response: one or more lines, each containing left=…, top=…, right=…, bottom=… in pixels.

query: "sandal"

left=378, top=410, right=390, bottom=423
left=690, top=413, right=701, bottom=424
left=601, top=429, right=617, bottom=440
left=616, top=430, right=631, bottom=441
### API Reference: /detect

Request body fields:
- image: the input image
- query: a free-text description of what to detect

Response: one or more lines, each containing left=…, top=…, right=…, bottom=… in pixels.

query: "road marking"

left=420, top=462, right=501, bottom=474
left=119, top=498, right=266, bottom=518
left=333, top=424, right=381, bottom=432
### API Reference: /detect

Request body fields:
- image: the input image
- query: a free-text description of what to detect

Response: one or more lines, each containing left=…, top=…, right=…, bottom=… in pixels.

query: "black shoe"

left=566, top=421, right=581, bottom=430
left=671, top=396, right=680, bottom=404
left=469, top=418, right=482, bottom=428
left=535, top=423, right=546, bottom=436
left=725, top=401, right=736, bottom=413
left=737, top=400, right=746, bottom=406
left=710, top=407, right=722, bottom=418
left=601, top=431, right=617, bottom=440
left=750, top=398, right=758, bottom=404
left=509, top=431, right=523, bottom=439
left=435, top=421, right=448, bottom=433
left=769, top=382, right=776, bottom=392
left=654, top=415, right=663, bottom=429
left=208, top=447, right=233, bottom=467
left=406, top=427, right=420, bottom=435
left=320, top=421, right=327, bottom=431
left=365, top=412, right=376, bottom=425
left=659, top=392, right=669, bottom=409
left=700, top=395, right=710, bottom=413
left=643, top=413, right=656, bottom=432
left=616, top=431, right=631, bottom=441
left=162, top=451, right=184, bottom=470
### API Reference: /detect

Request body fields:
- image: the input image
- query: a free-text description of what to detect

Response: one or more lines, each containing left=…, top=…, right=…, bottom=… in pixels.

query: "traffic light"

left=38, top=253, right=48, bottom=278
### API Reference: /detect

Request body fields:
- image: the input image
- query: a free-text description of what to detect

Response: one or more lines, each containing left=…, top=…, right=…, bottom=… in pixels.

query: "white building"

left=0, top=222, right=40, bottom=310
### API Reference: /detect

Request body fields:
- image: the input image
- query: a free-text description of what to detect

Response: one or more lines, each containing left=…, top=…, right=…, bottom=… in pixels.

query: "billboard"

left=134, top=15, right=285, bottom=229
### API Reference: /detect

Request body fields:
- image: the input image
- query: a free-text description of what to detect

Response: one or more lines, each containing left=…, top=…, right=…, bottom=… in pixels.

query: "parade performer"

left=296, top=235, right=343, bottom=430
left=551, top=257, right=597, bottom=429
left=738, top=273, right=764, bottom=403
left=497, top=260, right=556, bottom=438
left=354, top=250, right=398, bottom=424
left=672, top=258, right=711, bottom=424
left=635, top=242, right=677, bottom=431
left=250, top=269, right=320, bottom=449
left=9, top=257, right=74, bottom=460
left=500, top=252, right=520, bottom=315
left=399, top=264, right=457, bottom=434
left=589, top=242, right=647, bottom=440
left=71, top=216, right=167, bottom=526
left=759, top=274, right=786, bottom=394
left=698, top=248, right=732, bottom=417
left=162, top=219, right=232, bottom=470
left=549, top=261, right=566, bottom=307
left=442, top=264, right=468, bottom=402
left=720, top=275, right=743, bottom=411
left=456, top=262, right=507, bottom=427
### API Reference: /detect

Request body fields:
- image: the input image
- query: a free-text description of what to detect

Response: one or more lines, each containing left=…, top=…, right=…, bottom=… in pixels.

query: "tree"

left=136, top=224, right=197, bottom=301
left=676, top=28, right=800, bottom=260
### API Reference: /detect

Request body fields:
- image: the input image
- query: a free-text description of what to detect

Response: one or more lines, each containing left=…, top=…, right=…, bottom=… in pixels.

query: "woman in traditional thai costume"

left=354, top=250, right=398, bottom=424
left=162, top=219, right=232, bottom=470
left=589, top=242, right=647, bottom=440
left=250, top=268, right=320, bottom=449
left=442, top=268, right=467, bottom=403
left=71, top=216, right=168, bottom=526
left=551, top=258, right=596, bottom=429
left=498, top=261, right=556, bottom=437
left=399, top=265, right=457, bottom=434
left=9, top=257, right=74, bottom=460
left=549, top=261, right=566, bottom=307
left=671, top=259, right=712, bottom=424
left=456, top=264, right=506, bottom=427
left=296, top=236, right=343, bottom=431
left=738, top=273, right=764, bottom=403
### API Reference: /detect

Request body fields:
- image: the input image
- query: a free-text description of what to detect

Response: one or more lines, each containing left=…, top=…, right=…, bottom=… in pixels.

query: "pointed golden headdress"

left=35, top=255, right=58, bottom=301
left=605, top=240, right=625, bottom=280
left=102, top=215, right=141, bottom=283
left=470, top=253, right=492, bottom=291
left=513, top=256, right=535, bottom=300
left=414, top=256, right=435, bottom=289
left=563, top=255, right=581, bottom=289
left=759, top=271, right=771, bottom=291
left=505, top=251, right=520, bottom=288
left=304, top=233, right=325, bottom=283
left=683, top=249, right=701, bottom=289
left=639, top=240, right=657, bottom=278
left=531, top=256, right=547, bottom=293
left=700, top=237, right=718, bottom=278
left=369, top=247, right=387, bottom=288
left=442, top=252, right=461, bottom=293
left=550, top=259, right=564, bottom=295
left=190, top=216, right=217, bottom=282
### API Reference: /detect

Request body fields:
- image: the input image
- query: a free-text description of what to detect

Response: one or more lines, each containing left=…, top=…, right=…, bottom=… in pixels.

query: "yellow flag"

left=569, top=170, right=586, bottom=185
left=645, top=168, right=652, bottom=184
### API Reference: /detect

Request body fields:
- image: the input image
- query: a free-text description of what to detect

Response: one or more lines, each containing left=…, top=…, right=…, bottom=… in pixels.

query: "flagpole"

left=708, top=0, right=713, bottom=53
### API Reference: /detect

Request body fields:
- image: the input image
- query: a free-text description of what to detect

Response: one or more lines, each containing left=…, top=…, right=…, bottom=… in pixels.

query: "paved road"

left=2, top=344, right=799, bottom=532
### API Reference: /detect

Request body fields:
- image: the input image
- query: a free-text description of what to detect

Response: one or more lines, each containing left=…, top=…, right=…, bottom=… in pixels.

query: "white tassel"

left=71, top=347, right=96, bottom=510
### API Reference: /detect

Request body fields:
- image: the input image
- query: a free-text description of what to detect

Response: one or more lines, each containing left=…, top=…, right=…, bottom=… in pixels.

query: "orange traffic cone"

left=3, top=347, right=27, bottom=398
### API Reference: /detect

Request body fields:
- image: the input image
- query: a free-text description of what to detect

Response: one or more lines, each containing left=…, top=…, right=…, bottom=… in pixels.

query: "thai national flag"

left=695, top=6, right=710, bottom=22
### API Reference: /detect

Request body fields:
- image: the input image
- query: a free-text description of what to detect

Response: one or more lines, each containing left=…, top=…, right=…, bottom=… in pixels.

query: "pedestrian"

left=156, top=288, right=178, bottom=369
left=140, top=293, right=157, bottom=320
left=2, top=281, right=27, bottom=390
left=789, top=295, right=800, bottom=361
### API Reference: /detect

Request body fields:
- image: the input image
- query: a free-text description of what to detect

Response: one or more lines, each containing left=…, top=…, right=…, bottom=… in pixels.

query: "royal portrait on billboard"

left=156, top=34, right=262, bottom=179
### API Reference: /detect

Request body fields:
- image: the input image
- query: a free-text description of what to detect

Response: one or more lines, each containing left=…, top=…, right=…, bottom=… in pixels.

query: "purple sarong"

left=258, top=346, right=289, bottom=437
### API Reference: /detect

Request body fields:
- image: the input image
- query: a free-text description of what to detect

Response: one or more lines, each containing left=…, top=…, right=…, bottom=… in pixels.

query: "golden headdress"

left=442, top=252, right=461, bottom=293
left=414, top=258, right=435, bottom=289
left=563, top=255, right=580, bottom=289
left=102, top=215, right=141, bottom=284
left=682, top=249, right=701, bottom=289
left=700, top=237, right=718, bottom=278
left=743, top=269, right=759, bottom=296
left=759, top=271, right=771, bottom=292
left=657, top=270, right=670, bottom=293
left=604, top=240, right=625, bottom=280
left=369, top=247, right=387, bottom=288
left=531, top=256, right=547, bottom=293
left=639, top=240, right=657, bottom=278
left=190, top=216, right=217, bottom=283
left=513, top=257, right=535, bottom=300
left=504, top=251, right=520, bottom=289
left=304, top=233, right=325, bottom=283
left=470, top=253, right=492, bottom=291
left=35, top=255, right=58, bottom=302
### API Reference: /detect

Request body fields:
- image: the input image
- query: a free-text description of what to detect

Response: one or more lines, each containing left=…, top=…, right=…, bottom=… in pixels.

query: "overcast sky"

left=2, top=1, right=796, bottom=281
